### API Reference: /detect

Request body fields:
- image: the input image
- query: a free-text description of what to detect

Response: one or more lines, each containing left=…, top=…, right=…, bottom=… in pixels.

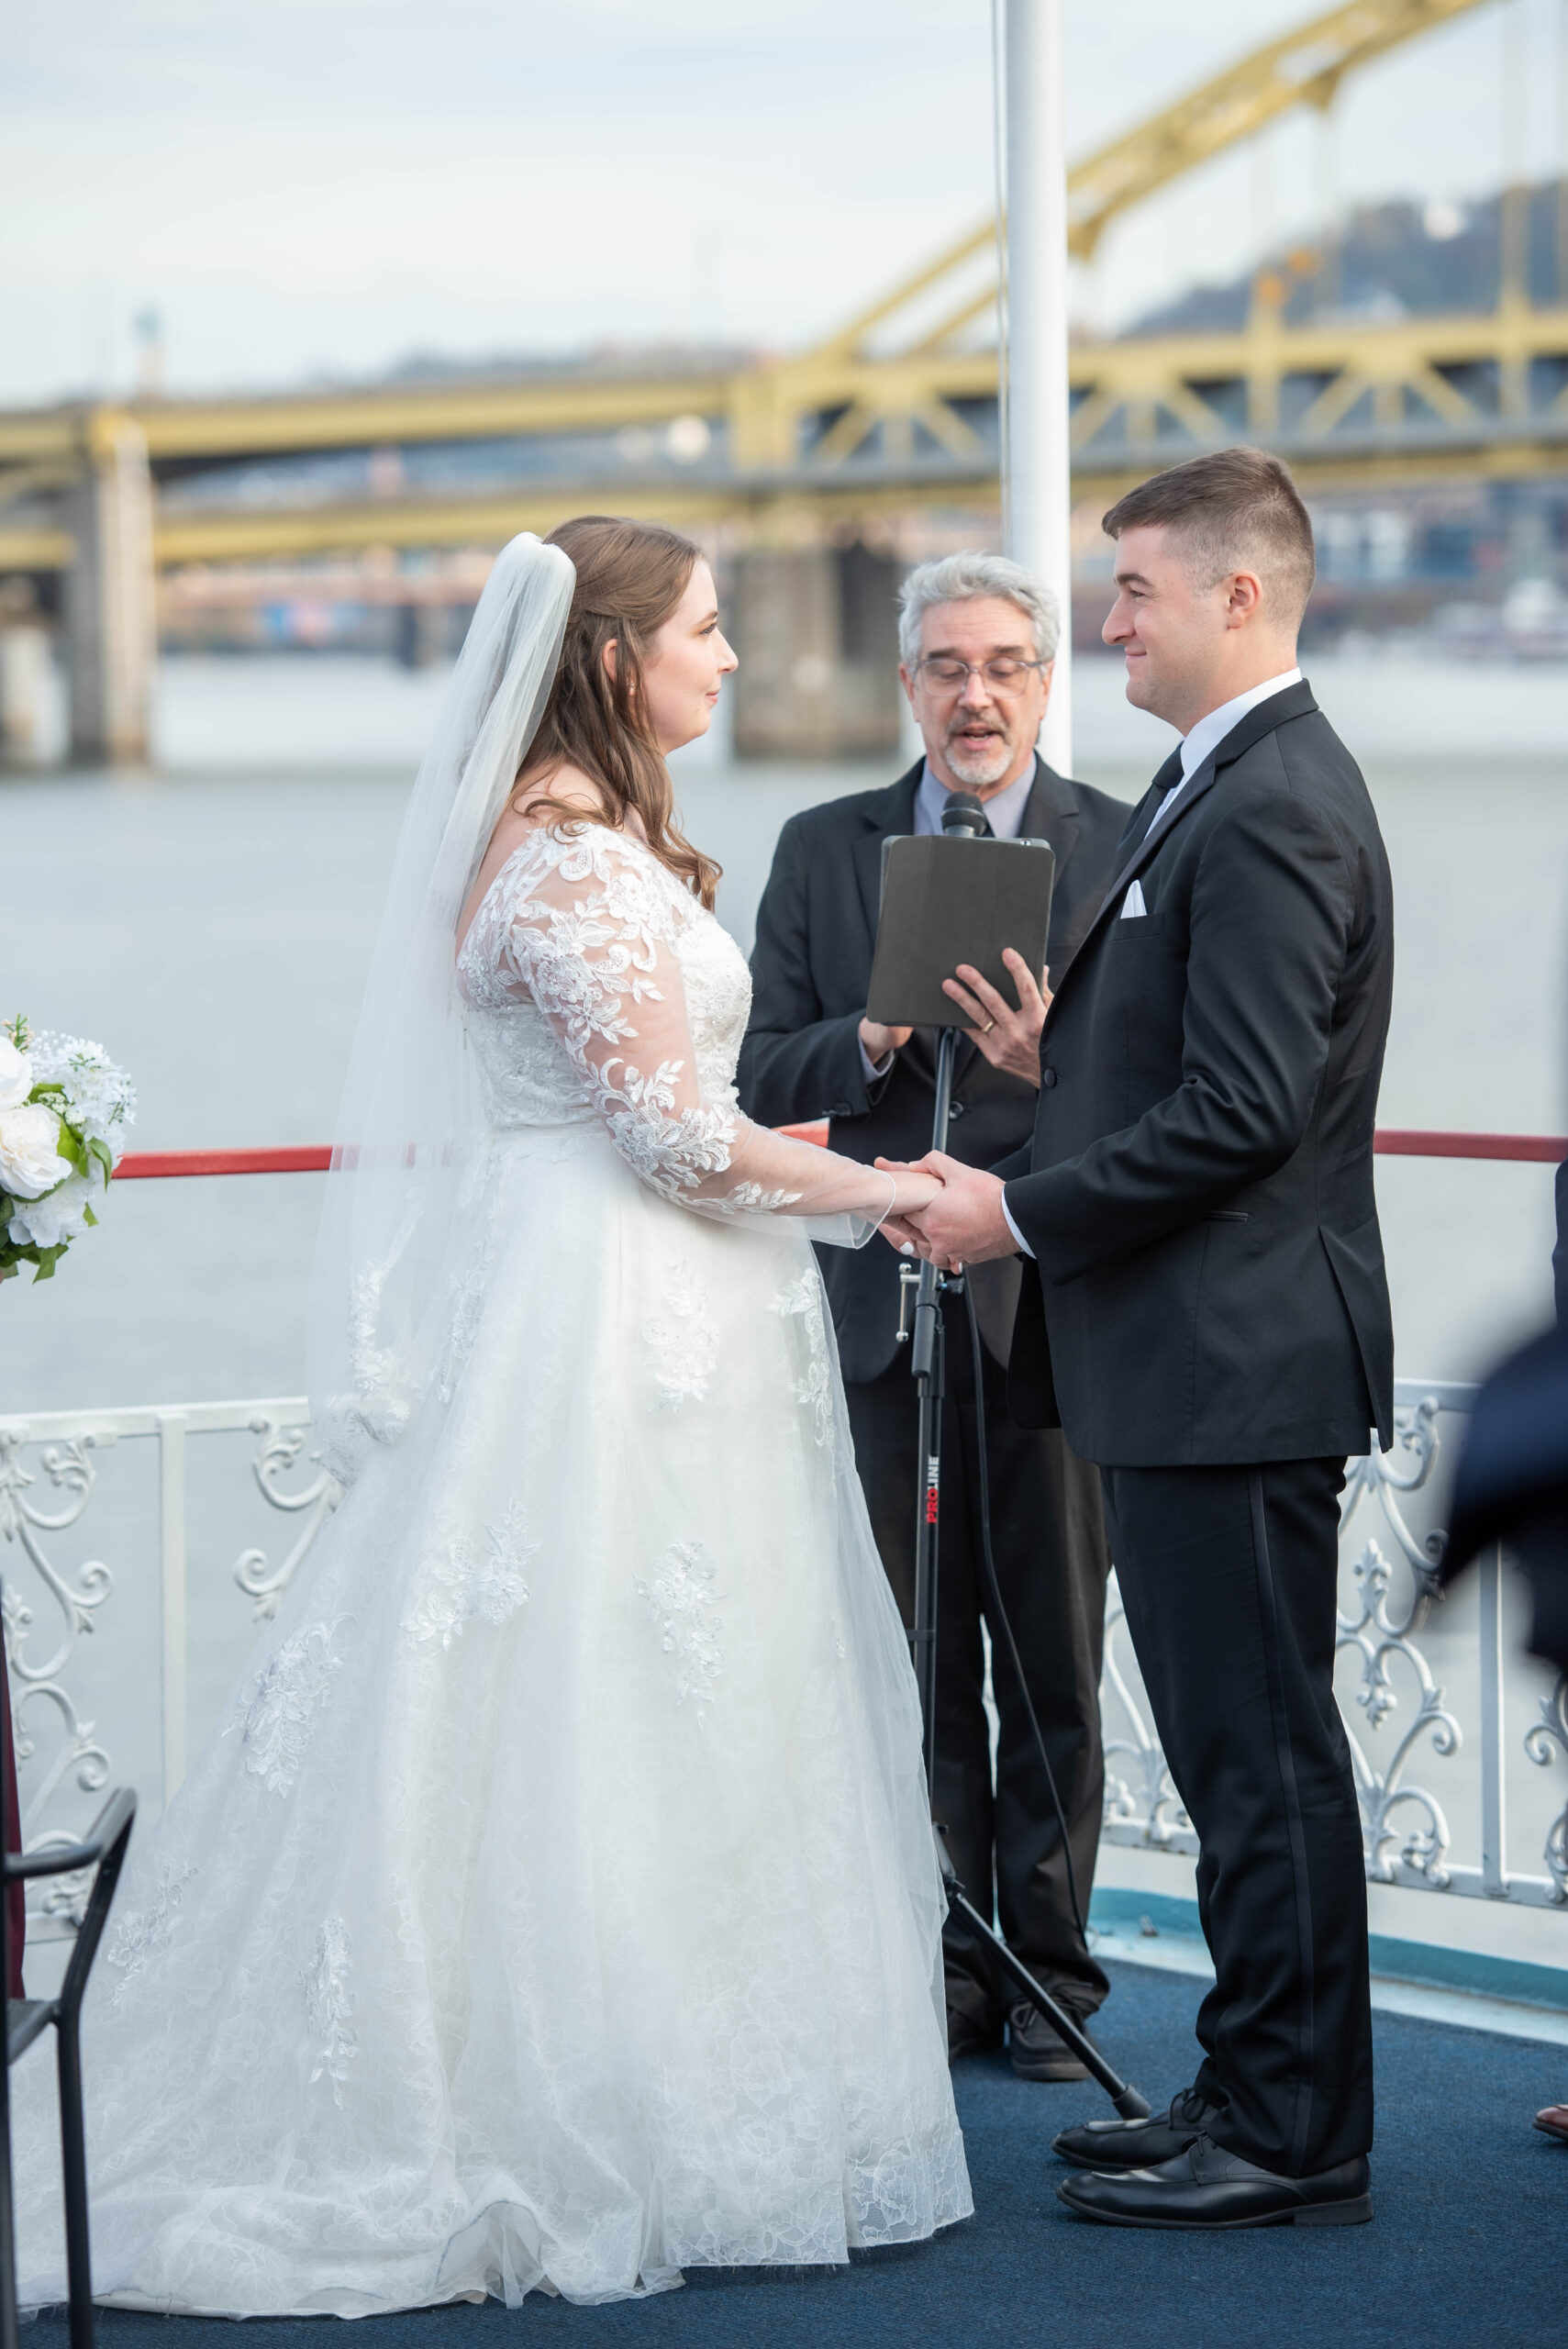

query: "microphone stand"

left=895, top=812, right=1147, bottom=2120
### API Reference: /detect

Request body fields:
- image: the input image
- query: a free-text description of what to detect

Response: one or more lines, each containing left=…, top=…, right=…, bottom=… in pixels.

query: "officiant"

left=739, top=552, right=1128, bottom=2077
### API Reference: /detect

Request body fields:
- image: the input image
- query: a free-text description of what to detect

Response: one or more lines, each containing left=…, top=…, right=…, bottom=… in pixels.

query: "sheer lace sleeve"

left=501, top=827, right=896, bottom=1241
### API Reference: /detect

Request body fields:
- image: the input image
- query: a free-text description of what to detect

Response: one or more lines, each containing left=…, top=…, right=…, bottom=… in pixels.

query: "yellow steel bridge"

left=0, top=0, right=1548, bottom=580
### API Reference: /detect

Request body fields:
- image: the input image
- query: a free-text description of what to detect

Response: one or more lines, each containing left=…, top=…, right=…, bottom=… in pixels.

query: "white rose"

left=0, top=1035, right=31, bottom=1111
left=0, top=1102, right=73, bottom=1200
left=6, top=1170, right=95, bottom=1251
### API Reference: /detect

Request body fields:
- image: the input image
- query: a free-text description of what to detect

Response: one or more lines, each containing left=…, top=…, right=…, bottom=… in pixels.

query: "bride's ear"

left=601, top=638, right=619, bottom=685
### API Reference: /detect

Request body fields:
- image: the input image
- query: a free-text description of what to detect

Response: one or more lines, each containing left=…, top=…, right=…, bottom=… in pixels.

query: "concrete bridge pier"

left=0, top=580, right=50, bottom=763
left=0, top=620, right=50, bottom=763
left=395, top=600, right=448, bottom=669
left=65, top=412, right=155, bottom=764
left=729, top=540, right=903, bottom=761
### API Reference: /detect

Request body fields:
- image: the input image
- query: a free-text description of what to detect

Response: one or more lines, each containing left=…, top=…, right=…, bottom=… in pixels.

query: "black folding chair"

left=0, top=1787, right=136, bottom=2349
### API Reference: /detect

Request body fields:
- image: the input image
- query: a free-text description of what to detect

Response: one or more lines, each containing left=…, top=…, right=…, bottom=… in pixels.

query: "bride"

left=13, top=518, right=972, bottom=2314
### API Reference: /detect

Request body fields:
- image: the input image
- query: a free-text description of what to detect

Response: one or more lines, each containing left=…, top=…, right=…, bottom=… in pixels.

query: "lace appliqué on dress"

left=103, top=1862, right=196, bottom=2007
left=304, top=1918, right=357, bottom=2106
left=643, top=1260, right=718, bottom=1410
left=403, top=1500, right=536, bottom=1649
left=772, top=1269, right=834, bottom=1453
left=636, top=1540, right=723, bottom=1717
left=230, top=1620, right=350, bottom=1798
left=477, top=833, right=811, bottom=1217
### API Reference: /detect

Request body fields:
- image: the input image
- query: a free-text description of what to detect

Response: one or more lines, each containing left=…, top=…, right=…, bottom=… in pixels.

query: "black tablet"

left=866, top=833, right=1056, bottom=1030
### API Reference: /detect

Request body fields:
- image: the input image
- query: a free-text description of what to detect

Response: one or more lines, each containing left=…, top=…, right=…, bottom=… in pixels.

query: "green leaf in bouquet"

left=26, top=1081, right=66, bottom=1105
left=87, top=1136, right=114, bottom=1186
left=3, top=1013, right=30, bottom=1053
left=0, top=1238, right=66, bottom=1283
left=83, top=1201, right=98, bottom=1227
left=54, top=1119, right=86, bottom=1174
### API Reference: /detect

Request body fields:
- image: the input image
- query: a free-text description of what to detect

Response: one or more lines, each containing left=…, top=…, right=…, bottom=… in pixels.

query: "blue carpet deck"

left=29, top=1961, right=1563, bottom=2349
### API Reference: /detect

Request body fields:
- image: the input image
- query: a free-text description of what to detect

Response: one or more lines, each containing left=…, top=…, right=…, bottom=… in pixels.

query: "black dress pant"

left=1100, top=1457, right=1373, bottom=2176
left=845, top=1321, right=1110, bottom=2030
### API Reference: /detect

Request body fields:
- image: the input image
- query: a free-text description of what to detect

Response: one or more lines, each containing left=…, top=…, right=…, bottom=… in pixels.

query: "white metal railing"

left=3, top=1380, right=1565, bottom=1944
left=1102, top=1380, right=1568, bottom=1914
left=0, top=1398, right=336, bottom=1939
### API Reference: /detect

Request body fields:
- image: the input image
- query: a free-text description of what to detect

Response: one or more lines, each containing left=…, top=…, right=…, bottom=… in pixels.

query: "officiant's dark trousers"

left=1101, top=1456, right=1374, bottom=2176
left=845, top=1332, right=1110, bottom=2033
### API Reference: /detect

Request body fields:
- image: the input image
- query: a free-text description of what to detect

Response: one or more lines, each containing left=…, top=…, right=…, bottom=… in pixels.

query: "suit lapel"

left=1045, top=679, right=1320, bottom=1027
left=1020, top=754, right=1081, bottom=889
left=852, top=765, right=920, bottom=939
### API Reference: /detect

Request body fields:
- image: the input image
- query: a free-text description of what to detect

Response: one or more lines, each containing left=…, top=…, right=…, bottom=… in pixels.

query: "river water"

left=2, top=646, right=1563, bottom=1415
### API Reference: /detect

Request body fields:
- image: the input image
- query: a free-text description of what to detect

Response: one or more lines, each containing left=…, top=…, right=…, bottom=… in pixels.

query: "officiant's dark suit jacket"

left=739, top=754, right=1129, bottom=1378
left=1001, top=678, right=1395, bottom=1468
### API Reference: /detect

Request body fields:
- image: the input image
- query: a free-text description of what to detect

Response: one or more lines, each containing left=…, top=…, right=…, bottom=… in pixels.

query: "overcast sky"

left=4, top=0, right=1564, bottom=404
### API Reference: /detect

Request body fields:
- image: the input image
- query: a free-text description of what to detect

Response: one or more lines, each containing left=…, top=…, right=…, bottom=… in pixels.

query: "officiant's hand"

left=876, top=1152, right=1017, bottom=1270
left=941, top=952, right=1051, bottom=1086
left=860, top=1015, right=913, bottom=1063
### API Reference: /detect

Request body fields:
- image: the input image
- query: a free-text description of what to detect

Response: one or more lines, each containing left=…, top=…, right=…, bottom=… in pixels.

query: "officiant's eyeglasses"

left=913, top=656, right=1048, bottom=696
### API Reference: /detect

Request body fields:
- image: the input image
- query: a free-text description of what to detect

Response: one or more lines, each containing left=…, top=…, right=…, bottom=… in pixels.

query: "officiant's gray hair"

left=896, top=551, right=1061, bottom=671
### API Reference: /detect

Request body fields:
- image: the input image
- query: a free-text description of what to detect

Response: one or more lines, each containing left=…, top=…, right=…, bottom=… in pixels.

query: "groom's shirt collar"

left=1173, top=667, right=1303, bottom=792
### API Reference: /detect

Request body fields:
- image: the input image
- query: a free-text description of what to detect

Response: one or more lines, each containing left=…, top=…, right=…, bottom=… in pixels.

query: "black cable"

left=961, top=1276, right=1090, bottom=1959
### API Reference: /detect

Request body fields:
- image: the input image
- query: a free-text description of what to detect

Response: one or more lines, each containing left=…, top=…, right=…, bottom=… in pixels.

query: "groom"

left=891, top=448, right=1393, bottom=2230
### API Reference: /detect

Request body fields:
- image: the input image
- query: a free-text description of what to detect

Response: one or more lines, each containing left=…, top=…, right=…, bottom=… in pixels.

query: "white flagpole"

left=1004, top=0, right=1073, bottom=775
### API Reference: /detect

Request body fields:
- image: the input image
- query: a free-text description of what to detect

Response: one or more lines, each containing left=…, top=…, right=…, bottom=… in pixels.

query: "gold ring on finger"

left=982, top=1018, right=996, bottom=1034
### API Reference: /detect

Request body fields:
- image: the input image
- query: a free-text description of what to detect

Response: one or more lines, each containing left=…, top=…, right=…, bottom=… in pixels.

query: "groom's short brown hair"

left=1102, top=447, right=1315, bottom=626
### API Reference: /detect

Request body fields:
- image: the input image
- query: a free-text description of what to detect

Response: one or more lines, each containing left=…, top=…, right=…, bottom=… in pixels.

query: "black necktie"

left=1113, top=751, right=1182, bottom=863
left=1143, top=750, right=1184, bottom=839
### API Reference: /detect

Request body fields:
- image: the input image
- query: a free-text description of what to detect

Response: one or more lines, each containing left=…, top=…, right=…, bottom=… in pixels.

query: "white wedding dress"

left=13, top=822, right=972, bottom=2315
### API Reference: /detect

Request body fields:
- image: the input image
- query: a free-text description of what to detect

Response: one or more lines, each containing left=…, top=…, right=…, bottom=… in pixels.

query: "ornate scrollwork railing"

left=6, top=1377, right=1566, bottom=1952
left=1, top=1399, right=339, bottom=1940
left=1098, top=1378, right=1568, bottom=1913
left=232, top=1417, right=340, bottom=1622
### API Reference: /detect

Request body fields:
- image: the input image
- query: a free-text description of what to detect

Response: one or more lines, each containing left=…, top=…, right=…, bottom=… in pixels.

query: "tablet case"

left=866, top=833, right=1056, bottom=1030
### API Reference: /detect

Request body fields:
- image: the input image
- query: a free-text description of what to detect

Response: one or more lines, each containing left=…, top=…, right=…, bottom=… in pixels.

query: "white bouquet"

left=0, top=1014, right=136, bottom=1285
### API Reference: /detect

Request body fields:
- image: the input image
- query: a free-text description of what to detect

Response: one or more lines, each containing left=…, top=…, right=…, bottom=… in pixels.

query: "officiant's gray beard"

left=942, top=726, right=1017, bottom=789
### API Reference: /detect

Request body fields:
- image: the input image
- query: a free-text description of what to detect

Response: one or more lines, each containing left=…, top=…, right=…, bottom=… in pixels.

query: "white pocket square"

left=1119, top=879, right=1147, bottom=918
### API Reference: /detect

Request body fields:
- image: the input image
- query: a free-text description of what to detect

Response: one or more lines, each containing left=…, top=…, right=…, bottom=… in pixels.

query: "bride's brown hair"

left=513, top=515, right=721, bottom=909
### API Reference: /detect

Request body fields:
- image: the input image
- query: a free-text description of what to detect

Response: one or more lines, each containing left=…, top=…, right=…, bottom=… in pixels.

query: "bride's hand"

left=873, top=1160, right=943, bottom=1251
left=886, top=1168, right=942, bottom=1218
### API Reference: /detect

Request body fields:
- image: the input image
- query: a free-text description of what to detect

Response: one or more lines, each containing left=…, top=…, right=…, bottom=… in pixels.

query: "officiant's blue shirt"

left=914, top=761, right=1035, bottom=839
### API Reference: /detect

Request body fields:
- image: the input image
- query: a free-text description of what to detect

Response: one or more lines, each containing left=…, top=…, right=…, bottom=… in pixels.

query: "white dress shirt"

left=1004, top=668, right=1302, bottom=1255
left=1149, top=667, right=1301, bottom=833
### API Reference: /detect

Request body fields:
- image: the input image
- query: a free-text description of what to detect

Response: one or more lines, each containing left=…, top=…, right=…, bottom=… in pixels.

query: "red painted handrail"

left=110, top=1129, right=1568, bottom=1179
left=1373, top=1130, right=1566, bottom=1163
left=116, top=1146, right=335, bottom=1179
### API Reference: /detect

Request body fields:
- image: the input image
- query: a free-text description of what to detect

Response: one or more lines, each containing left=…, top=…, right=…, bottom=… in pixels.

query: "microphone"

left=941, top=791, right=989, bottom=838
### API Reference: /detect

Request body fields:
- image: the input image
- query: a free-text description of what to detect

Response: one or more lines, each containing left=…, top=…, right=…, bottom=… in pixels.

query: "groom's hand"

left=880, top=1152, right=1017, bottom=1269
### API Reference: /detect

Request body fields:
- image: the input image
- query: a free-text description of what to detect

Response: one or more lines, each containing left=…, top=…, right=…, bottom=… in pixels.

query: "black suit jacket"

left=1003, top=679, right=1395, bottom=1467
left=739, top=754, right=1130, bottom=1381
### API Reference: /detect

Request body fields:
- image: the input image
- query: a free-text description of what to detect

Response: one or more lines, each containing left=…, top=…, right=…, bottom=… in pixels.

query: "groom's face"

left=899, top=596, right=1051, bottom=797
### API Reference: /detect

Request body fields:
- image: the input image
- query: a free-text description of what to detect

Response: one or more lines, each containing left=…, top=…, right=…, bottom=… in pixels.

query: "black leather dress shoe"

left=1007, top=1998, right=1091, bottom=2083
left=946, top=2009, right=1004, bottom=2063
left=1057, top=2133, right=1373, bottom=2230
left=1053, top=2086, right=1217, bottom=2172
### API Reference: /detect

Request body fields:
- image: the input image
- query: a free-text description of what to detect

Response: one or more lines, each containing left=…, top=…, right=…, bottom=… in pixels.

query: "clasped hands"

left=863, top=947, right=1049, bottom=1270
left=876, top=1153, right=1016, bottom=1271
